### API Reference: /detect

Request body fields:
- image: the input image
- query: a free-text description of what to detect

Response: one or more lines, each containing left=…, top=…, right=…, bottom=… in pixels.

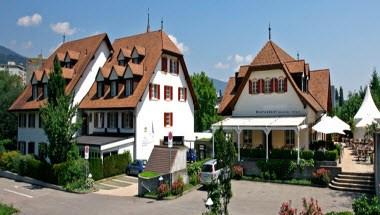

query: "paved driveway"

left=0, top=177, right=360, bottom=215
left=94, top=175, right=138, bottom=196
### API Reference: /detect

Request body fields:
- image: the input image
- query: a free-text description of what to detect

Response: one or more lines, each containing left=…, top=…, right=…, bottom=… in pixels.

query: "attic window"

left=32, top=85, right=38, bottom=100
left=132, top=56, right=141, bottom=64
left=169, top=58, right=179, bottom=74
left=118, top=59, right=127, bottom=66
left=97, top=81, right=104, bottom=97
left=125, top=79, right=133, bottom=96
left=43, top=83, right=48, bottom=99
left=110, top=80, right=118, bottom=97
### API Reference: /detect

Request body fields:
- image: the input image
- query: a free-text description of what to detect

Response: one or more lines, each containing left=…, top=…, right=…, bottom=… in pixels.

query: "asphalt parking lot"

left=0, top=177, right=359, bottom=215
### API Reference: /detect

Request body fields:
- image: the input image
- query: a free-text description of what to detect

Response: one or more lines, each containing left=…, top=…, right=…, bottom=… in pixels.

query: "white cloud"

left=22, top=41, right=33, bottom=49
left=168, top=34, right=189, bottom=53
left=50, top=22, right=77, bottom=35
left=214, top=62, right=230, bottom=69
left=214, top=54, right=253, bottom=71
left=17, top=13, right=42, bottom=27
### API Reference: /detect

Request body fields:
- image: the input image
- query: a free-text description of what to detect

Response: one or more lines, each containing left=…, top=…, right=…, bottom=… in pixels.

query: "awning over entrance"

left=77, top=136, right=125, bottom=146
left=212, top=116, right=307, bottom=130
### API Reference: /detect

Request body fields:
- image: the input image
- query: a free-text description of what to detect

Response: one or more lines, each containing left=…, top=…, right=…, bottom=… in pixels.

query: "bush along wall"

left=103, top=152, right=132, bottom=178
left=89, top=158, right=103, bottom=181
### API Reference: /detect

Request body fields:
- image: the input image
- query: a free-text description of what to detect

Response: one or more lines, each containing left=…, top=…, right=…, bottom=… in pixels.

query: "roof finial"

left=161, top=17, right=164, bottom=31
left=268, top=22, right=271, bottom=41
left=297, top=51, right=300, bottom=60
left=146, top=8, right=150, bottom=32
left=62, top=33, right=66, bottom=43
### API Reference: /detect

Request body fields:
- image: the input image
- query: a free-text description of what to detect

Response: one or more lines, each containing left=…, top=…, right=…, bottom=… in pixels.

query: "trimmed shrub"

left=300, top=150, right=314, bottom=160
left=0, top=151, right=21, bottom=171
left=352, top=195, right=380, bottom=215
left=314, top=150, right=338, bottom=161
left=325, top=212, right=353, bottom=215
left=103, top=152, right=132, bottom=178
left=256, top=159, right=294, bottom=180
left=310, top=140, right=334, bottom=150
left=0, top=139, right=14, bottom=151
left=240, top=148, right=265, bottom=159
left=89, top=158, right=103, bottom=181
left=187, top=159, right=208, bottom=185
left=270, top=149, right=295, bottom=159
left=311, top=168, right=330, bottom=186
left=53, top=158, right=87, bottom=187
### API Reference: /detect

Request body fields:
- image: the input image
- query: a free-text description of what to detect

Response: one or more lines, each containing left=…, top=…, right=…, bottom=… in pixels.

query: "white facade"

left=135, top=55, right=195, bottom=160
left=16, top=41, right=111, bottom=154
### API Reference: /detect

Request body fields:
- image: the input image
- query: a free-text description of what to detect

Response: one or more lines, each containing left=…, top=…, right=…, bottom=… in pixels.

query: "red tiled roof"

left=9, top=33, right=112, bottom=111
left=309, top=69, right=331, bottom=112
left=62, top=68, right=75, bottom=79
left=120, top=48, right=132, bottom=58
left=80, top=30, right=198, bottom=110
left=218, top=40, right=328, bottom=115
left=284, top=60, right=305, bottom=74
left=145, top=145, right=178, bottom=174
left=67, top=50, right=80, bottom=60
left=127, top=62, right=144, bottom=76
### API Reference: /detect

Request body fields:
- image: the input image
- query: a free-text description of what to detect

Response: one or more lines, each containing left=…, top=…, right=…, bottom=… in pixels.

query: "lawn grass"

left=0, top=202, right=18, bottom=215
left=138, top=171, right=160, bottom=179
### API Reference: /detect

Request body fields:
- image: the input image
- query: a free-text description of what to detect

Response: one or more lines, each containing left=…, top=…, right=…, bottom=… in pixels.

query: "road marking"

left=112, top=179, right=132, bottom=185
left=98, top=183, right=119, bottom=188
left=4, top=189, right=33, bottom=198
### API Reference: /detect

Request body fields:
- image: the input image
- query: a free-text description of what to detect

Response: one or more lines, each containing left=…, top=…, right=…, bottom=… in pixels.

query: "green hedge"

left=89, top=158, right=103, bottom=181
left=187, top=159, right=209, bottom=185
left=314, top=150, right=338, bottom=161
left=300, top=150, right=314, bottom=160
left=103, top=152, right=131, bottom=178
left=240, top=148, right=266, bottom=159
left=256, top=159, right=294, bottom=180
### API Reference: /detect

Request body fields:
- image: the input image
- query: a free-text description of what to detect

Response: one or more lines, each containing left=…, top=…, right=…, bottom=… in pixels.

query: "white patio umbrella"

left=332, top=116, right=351, bottom=131
left=356, top=117, right=378, bottom=128
left=312, top=116, right=345, bottom=135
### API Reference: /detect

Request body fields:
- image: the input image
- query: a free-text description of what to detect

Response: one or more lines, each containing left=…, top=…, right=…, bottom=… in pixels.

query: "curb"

left=142, top=184, right=202, bottom=200
left=0, top=170, right=65, bottom=192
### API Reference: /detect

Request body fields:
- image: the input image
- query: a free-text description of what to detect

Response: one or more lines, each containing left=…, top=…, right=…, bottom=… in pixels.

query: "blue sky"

left=1, top=0, right=380, bottom=94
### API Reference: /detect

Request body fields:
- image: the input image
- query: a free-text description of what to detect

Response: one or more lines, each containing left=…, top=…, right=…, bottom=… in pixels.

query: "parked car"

left=200, top=159, right=229, bottom=185
left=187, top=149, right=196, bottom=163
left=126, top=159, right=147, bottom=176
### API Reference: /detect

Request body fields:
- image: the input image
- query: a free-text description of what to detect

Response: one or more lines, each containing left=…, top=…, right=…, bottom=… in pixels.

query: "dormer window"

left=32, top=84, right=38, bottom=99
left=110, top=80, right=118, bottom=97
left=97, top=81, right=104, bottom=97
left=118, top=59, right=127, bottom=66
left=125, top=79, right=133, bottom=96
left=43, top=83, right=48, bottom=99
left=169, top=58, right=179, bottom=74
left=132, top=57, right=141, bottom=64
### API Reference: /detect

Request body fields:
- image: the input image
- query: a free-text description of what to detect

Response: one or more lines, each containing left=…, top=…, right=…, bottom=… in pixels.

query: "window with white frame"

left=107, top=112, right=118, bottom=129
left=18, top=113, right=27, bottom=128
left=278, top=78, right=285, bottom=93
left=43, top=83, right=48, bottom=99
left=264, top=79, right=271, bottom=93
left=178, top=87, right=187, bottom=101
left=285, top=130, right=295, bottom=145
left=252, top=80, right=259, bottom=94
left=94, top=112, right=104, bottom=128
left=164, top=85, right=172, bottom=100
left=243, top=130, right=252, bottom=144
left=125, top=79, right=133, bottom=96
left=122, top=112, right=133, bottom=129
left=28, top=113, right=35, bottom=128
left=110, top=80, right=118, bottom=97
left=149, top=84, right=160, bottom=100
left=169, top=59, right=178, bottom=74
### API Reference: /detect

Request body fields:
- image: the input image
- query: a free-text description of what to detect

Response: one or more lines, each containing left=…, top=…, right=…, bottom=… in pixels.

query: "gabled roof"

left=80, top=30, right=198, bottom=110
left=133, top=45, right=146, bottom=56
left=126, top=62, right=143, bottom=76
left=119, top=47, right=132, bottom=58
left=309, top=69, right=331, bottom=112
left=284, top=60, right=305, bottom=74
left=112, top=65, right=126, bottom=77
left=9, top=33, right=112, bottom=111
left=250, top=41, right=295, bottom=66
left=62, top=68, right=75, bottom=79
left=66, top=50, right=80, bottom=60
left=218, top=40, right=327, bottom=115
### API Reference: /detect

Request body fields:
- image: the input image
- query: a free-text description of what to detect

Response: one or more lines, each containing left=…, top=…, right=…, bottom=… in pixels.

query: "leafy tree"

left=191, top=72, right=220, bottom=132
left=205, top=127, right=236, bottom=215
left=0, top=71, right=23, bottom=141
left=338, top=86, right=344, bottom=107
left=40, top=60, right=81, bottom=164
left=370, top=69, right=380, bottom=108
left=335, top=91, right=362, bottom=129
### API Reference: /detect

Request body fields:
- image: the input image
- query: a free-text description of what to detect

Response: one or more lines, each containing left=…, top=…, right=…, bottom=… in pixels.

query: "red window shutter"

left=170, top=87, right=173, bottom=100
left=185, top=88, right=187, bottom=101
left=176, top=60, right=179, bottom=74
left=170, top=113, right=173, bottom=126
left=275, top=78, right=278, bottom=92
left=165, top=86, right=168, bottom=100
left=248, top=80, right=252, bottom=94
left=162, top=57, right=167, bottom=72
left=257, top=80, right=261, bottom=93
left=284, top=78, right=288, bottom=92
left=259, top=79, right=264, bottom=93
left=158, top=84, right=160, bottom=99
left=164, top=113, right=166, bottom=127
left=178, top=87, right=180, bottom=101
left=149, top=83, right=152, bottom=100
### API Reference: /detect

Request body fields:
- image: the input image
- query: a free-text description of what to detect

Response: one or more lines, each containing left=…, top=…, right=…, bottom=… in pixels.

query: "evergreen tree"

left=40, top=60, right=81, bottom=164
left=191, top=72, right=220, bottom=132
left=339, top=86, right=344, bottom=106
left=335, top=88, right=339, bottom=106
left=370, top=69, right=380, bottom=108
